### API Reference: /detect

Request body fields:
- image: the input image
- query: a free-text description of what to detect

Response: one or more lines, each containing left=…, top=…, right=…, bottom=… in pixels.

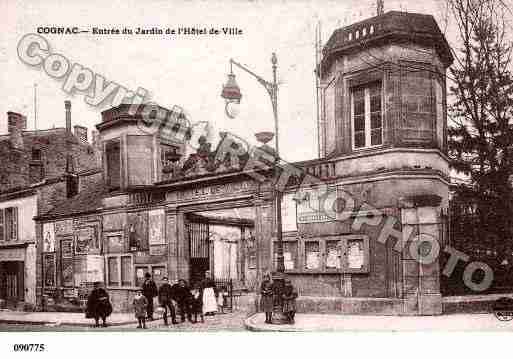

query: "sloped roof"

left=38, top=182, right=108, bottom=220
left=321, top=11, right=453, bottom=72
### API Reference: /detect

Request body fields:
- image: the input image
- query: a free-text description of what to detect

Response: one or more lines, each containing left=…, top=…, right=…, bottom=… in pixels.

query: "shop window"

left=342, top=236, right=370, bottom=273
left=326, top=240, right=342, bottom=269
left=106, top=254, right=134, bottom=287
left=305, top=241, right=320, bottom=270
left=0, top=207, right=18, bottom=241
left=351, top=82, right=382, bottom=149
left=135, top=264, right=167, bottom=287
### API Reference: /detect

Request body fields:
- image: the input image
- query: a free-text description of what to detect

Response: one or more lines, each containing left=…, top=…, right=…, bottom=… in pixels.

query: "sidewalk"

left=245, top=312, right=513, bottom=332
left=0, top=309, right=143, bottom=327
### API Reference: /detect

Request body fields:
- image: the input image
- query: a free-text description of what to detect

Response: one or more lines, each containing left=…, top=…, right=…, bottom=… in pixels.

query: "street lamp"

left=221, top=53, right=286, bottom=324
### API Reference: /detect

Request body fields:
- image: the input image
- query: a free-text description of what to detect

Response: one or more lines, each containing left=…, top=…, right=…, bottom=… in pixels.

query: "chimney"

left=74, top=125, right=88, bottom=143
left=65, top=100, right=71, bottom=133
left=7, top=111, right=26, bottom=150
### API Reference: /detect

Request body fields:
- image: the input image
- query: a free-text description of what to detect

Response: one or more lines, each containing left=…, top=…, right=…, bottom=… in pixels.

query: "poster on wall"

left=42, top=223, right=55, bottom=253
left=347, top=240, right=364, bottom=269
left=127, top=212, right=148, bottom=251
left=43, top=253, right=56, bottom=287
left=75, top=226, right=96, bottom=254
left=148, top=209, right=165, bottom=245
left=86, top=255, right=104, bottom=283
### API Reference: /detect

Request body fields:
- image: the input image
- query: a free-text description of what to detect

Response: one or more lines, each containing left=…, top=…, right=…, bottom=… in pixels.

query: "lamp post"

left=221, top=54, right=286, bottom=323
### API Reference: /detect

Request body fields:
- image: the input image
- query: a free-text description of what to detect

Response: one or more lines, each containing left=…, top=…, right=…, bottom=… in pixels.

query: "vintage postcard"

left=1, top=0, right=513, bottom=356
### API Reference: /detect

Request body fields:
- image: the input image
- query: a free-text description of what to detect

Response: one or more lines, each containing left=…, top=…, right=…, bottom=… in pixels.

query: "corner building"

left=36, top=11, right=453, bottom=315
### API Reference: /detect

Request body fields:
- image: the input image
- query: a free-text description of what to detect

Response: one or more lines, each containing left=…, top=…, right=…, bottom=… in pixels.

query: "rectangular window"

left=32, top=148, right=42, bottom=161
left=107, top=257, right=119, bottom=286
left=326, top=240, right=342, bottom=269
left=352, top=82, right=382, bottom=149
left=106, top=140, right=121, bottom=189
left=305, top=241, right=320, bottom=270
left=120, top=256, right=132, bottom=286
left=3, top=207, right=18, bottom=241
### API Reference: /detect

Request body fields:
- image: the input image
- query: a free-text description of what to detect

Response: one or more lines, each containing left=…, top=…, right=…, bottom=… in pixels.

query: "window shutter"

left=12, top=207, right=18, bottom=241
left=0, top=209, right=4, bottom=242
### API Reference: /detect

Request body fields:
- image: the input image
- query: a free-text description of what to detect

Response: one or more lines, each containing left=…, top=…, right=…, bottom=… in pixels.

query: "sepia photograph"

left=1, top=0, right=513, bottom=356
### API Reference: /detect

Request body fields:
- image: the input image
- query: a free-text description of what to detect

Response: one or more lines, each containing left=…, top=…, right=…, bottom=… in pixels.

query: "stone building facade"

left=0, top=101, right=99, bottom=309
left=35, top=11, right=453, bottom=315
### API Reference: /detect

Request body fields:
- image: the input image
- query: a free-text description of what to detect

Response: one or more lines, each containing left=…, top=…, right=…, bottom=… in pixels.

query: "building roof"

left=37, top=182, right=108, bottom=220
left=321, top=11, right=454, bottom=73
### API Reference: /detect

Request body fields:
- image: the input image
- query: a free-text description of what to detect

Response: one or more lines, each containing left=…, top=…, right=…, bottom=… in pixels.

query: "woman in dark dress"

left=260, top=274, right=274, bottom=324
left=86, top=282, right=112, bottom=327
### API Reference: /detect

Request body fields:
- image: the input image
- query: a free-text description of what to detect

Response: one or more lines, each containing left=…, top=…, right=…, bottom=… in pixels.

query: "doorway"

left=0, top=261, right=24, bottom=304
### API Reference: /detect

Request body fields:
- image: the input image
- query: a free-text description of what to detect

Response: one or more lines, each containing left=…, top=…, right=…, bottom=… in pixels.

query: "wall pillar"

left=401, top=205, right=443, bottom=315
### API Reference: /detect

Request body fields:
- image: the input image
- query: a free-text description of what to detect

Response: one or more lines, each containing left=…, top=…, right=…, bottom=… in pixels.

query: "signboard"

left=297, top=188, right=336, bottom=224
left=0, top=247, right=25, bottom=261
left=103, top=213, right=126, bottom=231
left=149, top=244, right=167, bottom=256
left=55, top=220, right=73, bottom=235
left=148, top=209, right=165, bottom=245
left=43, top=222, right=55, bottom=252
left=175, top=180, right=255, bottom=202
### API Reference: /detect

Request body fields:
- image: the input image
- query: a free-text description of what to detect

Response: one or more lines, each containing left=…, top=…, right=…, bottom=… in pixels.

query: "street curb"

left=244, top=313, right=310, bottom=332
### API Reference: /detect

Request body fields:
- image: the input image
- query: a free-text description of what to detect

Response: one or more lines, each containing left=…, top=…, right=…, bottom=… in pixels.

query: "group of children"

left=260, top=275, right=298, bottom=325
left=132, top=282, right=207, bottom=329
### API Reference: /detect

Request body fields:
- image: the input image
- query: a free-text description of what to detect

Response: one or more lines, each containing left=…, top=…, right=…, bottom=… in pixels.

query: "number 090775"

left=13, top=344, right=45, bottom=352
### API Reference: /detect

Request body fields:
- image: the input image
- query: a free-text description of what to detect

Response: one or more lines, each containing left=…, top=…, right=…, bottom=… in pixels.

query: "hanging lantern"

left=221, top=71, right=242, bottom=119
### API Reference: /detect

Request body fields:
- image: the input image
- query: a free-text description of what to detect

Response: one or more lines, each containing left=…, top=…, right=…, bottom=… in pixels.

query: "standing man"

left=142, top=272, right=158, bottom=321
left=171, top=279, right=192, bottom=322
left=158, top=277, right=178, bottom=325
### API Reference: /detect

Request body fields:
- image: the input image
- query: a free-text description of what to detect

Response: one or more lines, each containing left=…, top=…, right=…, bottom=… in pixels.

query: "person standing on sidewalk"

left=171, top=279, right=192, bottom=322
left=158, top=277, right=178, bottom=325
left=86, top=282, right=112, bottom=328
left=282, top=279, right=298, bottom=324
left=133, top=290, right=148, bottom=329
left=260, top=274, right=274, bottom=324
left=142, top=273, right=158, bottom=321
left=200, top=271, right=218, bottom=316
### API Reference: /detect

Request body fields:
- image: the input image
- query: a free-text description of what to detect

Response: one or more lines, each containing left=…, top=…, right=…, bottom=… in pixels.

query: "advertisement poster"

left=75, top=226, right=96, bottom=254
left=148, top=209, right=165, bottom=245
left=42, top=222, right=55, bottom=253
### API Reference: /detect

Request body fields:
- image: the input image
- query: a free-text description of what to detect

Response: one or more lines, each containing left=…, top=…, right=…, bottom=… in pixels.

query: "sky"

left=1, top=0, right=453, bottom=163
